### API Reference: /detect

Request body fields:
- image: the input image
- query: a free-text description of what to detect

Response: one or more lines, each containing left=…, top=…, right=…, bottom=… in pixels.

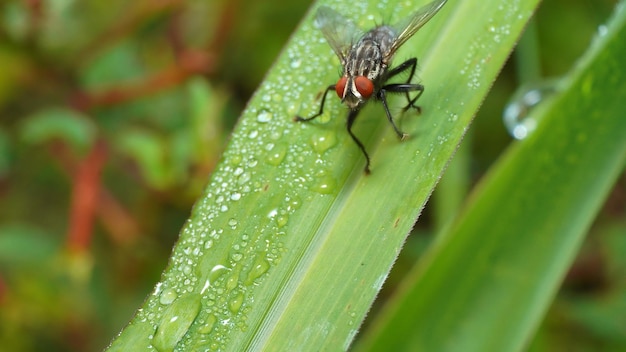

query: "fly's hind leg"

left=384, top=57, right=423, bottom=112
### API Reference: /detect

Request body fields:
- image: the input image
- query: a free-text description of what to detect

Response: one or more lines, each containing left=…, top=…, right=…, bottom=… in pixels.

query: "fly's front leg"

left=346, top=109, right=371, bottom=174
left=294, top=84, right=336, bottom=122
left=385, top=58, right=423, bottom=112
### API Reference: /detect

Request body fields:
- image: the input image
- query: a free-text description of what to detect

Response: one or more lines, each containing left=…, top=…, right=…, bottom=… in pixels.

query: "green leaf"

left=355, top=3, right=626, bottom=352
left=106, top=0, right=542, bottom=350
left=20, top=107, right=96, bottom=152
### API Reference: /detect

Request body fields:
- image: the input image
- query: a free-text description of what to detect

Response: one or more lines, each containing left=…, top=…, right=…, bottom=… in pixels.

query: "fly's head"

left=335, top=74, right=375, bottom=110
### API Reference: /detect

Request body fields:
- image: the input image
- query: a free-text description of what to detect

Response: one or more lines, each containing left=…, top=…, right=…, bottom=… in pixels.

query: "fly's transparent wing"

left=386, top=0, right=447, bottom=59
left=315, top=6, right=363, bottom=62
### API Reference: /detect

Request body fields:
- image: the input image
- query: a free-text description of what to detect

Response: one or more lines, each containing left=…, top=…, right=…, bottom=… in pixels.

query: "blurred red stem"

left=66, top=141, right=107, bottom=252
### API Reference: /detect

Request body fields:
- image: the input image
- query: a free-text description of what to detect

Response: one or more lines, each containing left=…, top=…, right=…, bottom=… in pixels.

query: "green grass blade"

left=355, top=3, right=626, bottom=352
left=106, top=0, right=541, bottom=350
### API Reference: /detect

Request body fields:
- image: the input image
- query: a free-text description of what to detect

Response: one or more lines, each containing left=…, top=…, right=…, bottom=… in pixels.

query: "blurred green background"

left=0, top=0, right=623, bottom=351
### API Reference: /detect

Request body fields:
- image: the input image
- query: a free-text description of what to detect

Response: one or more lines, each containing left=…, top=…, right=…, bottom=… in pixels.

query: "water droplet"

left=290, top=58, right=302, bottom=69
left=286, top=195, right=301, bottom=211
left=208, top=264, right=228, bottom=284
left=276, top=215, right=288, bottom=228
left=226, top=272, right=239, bottom=291
left=197, top=314, right=217, bottom=334
left=270, top=130, right=283, bottom=141
left=229, top=293, right=245, bottom=313
left=229, top=155, right=243, bottom=167
left=256, top=109, right=273, bottom=123
left=230, top=192, right=241, bottom=201
left=245, top=256, right=270, bottom=285
left=152, top=293, right=202, bottom=352
left=159, top=288, right=178, bottom=305
left=266, top=143, right=288, bottom=166
left=312, top=175, right=337, bottom=194
left=231, top=252, right=244, bottom=262
left=287, top=101, right=301, bottom=116
left=503, top=80, right=558, bottom=140
left=310, top=131, right=337, bottom=154
left=237, top=172, right=251, bottom=185
left=228, top=218, right=238, bottom=228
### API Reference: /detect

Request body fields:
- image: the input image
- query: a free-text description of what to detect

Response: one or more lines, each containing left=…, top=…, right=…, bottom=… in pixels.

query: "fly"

left=295, top=0, right=447, bottom=174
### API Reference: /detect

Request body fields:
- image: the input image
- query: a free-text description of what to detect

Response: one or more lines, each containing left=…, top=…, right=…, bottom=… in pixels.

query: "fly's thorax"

left=345, top=26, right=396, bottom=79
left=345, top=42, right=382, bottom=81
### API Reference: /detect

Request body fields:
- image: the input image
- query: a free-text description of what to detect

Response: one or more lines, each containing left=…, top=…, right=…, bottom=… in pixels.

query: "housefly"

left=295, top=0, right=447, bottom=174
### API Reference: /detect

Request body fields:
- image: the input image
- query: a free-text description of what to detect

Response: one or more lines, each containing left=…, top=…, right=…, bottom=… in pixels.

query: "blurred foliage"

left=0, top=0, right=622, bottom=351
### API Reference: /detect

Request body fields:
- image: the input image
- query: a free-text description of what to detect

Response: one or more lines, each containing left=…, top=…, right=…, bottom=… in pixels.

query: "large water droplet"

left=503, top=80, right=558, bottom=140
left=152, top=293, right=202, bottom=352
left=208, top=264, right=229, bottom=285
left=159, top=288, right=178, bottom=305
left=229, top=292, right=245, bottom=313
left=276, top=214, right=288, bottom=228
left=266, top=143, right=288, bottom=166
left=312, top=175, right=337, bottom=194
left=310, top=131, right=337, bottom=154
left=256, top=109, right=273, bottom=123
left=197, top=314, right=217, bottom=334
left=290, top=57, right=302, bottom=69
left=245, top=255, right=271, bottom=285
left=226, top=272, right=239, bottom=291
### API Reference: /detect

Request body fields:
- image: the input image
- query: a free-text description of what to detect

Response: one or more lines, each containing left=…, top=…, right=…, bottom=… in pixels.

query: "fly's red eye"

left=335, top=76, right=348, bottom=98
left=354, top=76, right=374, bottom=99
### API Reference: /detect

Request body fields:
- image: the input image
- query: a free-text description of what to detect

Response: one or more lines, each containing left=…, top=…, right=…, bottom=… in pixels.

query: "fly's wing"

left=385, top=0, right=447, bottom=60
left=315, top=6, right=362, bottom=62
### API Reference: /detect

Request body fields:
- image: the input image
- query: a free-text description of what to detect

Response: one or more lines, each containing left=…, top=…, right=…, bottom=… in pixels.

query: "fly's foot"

left=402, top=103, right=422, bottom=114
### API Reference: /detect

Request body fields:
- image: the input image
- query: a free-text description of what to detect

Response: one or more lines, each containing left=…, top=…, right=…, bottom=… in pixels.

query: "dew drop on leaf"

left=312, top=175, right=337, bottom=194
left=256, top=109, right=273, bottom=123
left=503, top=80, right=558, bottom=140
left=229, top=293, right=245, bottom=313
left=151, top=293, right=202, bottom=352
left=310, top=131, right=337, bottom=154
left=159, top=288, right=178, bottom=305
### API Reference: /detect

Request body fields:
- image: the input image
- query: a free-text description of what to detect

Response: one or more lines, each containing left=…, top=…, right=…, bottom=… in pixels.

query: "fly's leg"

left=384, top=57, right=423, bottom=112
left=346, top=109, right=371, bottom=174
left=294, top=84, right=336, bottom=122
left=378, top=88, right=409, bottom=141
left=382, top=83, right=424, bottom=113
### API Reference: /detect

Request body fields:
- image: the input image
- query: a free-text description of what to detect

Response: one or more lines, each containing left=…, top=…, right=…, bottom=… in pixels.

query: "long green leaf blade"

left=356, top=3, right=626, bottom=351
left=106, top=0, right=541, bottom=350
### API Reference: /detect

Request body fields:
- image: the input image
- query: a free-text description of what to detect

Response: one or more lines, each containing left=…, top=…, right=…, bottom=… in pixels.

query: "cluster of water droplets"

left=127, top=20, right=347, bottom=352
left=459, top=0, right=521, bottom=90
